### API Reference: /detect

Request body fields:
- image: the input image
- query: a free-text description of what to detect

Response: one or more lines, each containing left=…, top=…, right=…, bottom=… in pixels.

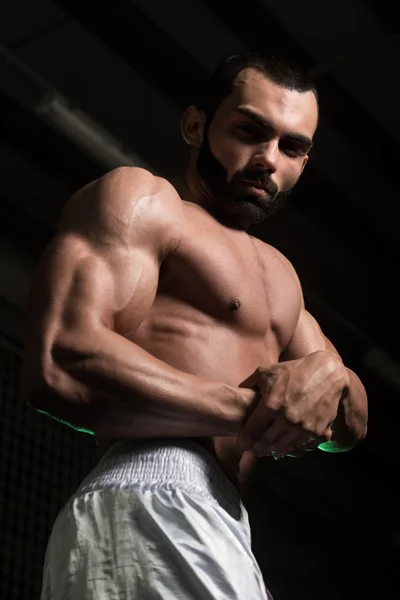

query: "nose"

left=251, top=141, right=279, bottom=174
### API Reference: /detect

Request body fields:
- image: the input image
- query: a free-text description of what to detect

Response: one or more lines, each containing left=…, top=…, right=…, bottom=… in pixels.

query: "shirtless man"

left=23, top=53, right=368, bottom=599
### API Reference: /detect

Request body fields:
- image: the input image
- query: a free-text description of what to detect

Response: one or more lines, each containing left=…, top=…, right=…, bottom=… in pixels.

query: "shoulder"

left=62, top=167, right=181, bottom=223
left=91, top=166, right=179, bottom=202
left=59, top=167, right=182, bottom=253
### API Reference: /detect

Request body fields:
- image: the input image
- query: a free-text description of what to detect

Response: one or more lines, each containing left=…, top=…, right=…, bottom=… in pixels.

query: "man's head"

left=181, top=52, right=319, bottom=228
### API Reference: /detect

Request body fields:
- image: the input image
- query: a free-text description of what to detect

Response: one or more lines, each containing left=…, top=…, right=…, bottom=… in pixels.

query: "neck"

left=167, top=166, right=205, bottom=205
left=167, top=165, right=250, bottom=231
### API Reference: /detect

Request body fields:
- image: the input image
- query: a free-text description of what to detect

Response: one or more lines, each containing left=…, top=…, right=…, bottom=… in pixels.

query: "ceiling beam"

left=55, top=0, right=209, bottom=108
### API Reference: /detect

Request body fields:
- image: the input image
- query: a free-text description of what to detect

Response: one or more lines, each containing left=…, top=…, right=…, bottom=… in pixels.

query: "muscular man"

left=23, top=53, right=368, bottom=599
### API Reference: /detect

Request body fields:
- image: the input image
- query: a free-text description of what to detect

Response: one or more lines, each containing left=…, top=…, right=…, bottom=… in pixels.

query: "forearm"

left=29, top=326, right=254, bottom=439
left=318, top=368, right=368, bottom=452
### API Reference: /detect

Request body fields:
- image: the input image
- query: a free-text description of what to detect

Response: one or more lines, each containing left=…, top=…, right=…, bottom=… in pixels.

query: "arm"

left=279, top=286, right=368, bottom=453
left=22, top=167, right=255, bottom=439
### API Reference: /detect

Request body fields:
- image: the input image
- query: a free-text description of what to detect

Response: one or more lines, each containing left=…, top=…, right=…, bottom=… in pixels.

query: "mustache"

left=236, top=170, right=278, bottom=196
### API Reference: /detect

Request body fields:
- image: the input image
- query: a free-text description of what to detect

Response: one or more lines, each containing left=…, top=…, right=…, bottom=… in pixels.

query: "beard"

left=196, top=124, right=294, bottom=226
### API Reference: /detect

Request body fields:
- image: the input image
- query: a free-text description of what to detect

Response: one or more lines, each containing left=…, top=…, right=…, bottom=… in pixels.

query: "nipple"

left=229, top=299, right=241, bottom=311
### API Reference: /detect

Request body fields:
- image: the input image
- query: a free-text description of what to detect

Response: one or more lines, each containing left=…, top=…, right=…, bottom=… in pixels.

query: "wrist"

left=230, top=387, right=259, bottom=436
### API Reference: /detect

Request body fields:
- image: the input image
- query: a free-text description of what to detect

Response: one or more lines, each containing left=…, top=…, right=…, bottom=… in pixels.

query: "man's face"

left=195, top=68, right=318, bottom=226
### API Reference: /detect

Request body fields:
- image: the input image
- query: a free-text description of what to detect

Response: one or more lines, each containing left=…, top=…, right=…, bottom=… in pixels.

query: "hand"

left=237, top=351, right=349, bottom=458
left=263, top=436, right=324, bottom=460
left=284, top=437, right=321, bottom=459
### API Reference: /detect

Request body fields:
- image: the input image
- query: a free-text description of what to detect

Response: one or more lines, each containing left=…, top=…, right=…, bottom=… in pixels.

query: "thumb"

left=237, top=450, right=258, bottom=477
left=239, top=369, right=260, bottom=390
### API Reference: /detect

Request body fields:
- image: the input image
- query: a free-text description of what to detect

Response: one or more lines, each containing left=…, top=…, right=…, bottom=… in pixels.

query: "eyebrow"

left=234, top=106, right=314, bottom=150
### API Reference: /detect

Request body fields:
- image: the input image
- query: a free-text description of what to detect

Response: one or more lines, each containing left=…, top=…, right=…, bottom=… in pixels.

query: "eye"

left=236, top=124, right=260, bottom=137
left=281, top=144, right=307, bottom=157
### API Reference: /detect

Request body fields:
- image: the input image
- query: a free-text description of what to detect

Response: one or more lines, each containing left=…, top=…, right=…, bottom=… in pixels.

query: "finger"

left=239, top=368, right=277, bottom=391
left=286, top=449, right=305, bottom=458
left=251, top=419, right=298, bottom=456
left=250, top=420, right=307, bottom=458
left=262, top=419, right=333, bottom=458
left=268, top=428, right=303, bottom=456
left=238, top=370, right=260, bottom=390
left=300, top=423, right=332, bottom=445
left=237, top=450, right=258, bottom=477
left=238, top=414, right=275, bottom=451
left=237, top=406, right=276, bottom=450
left=259, top=368, right=290, bottom=412
left=289, top=429, right=331, bottom=455
left=237, top=372, right=288, bottom=450
left=278, top=439, right=318, bottom=459
left=250, top=419, right=283, bottom=456
left=274, top=424, right=328, bottom=458
left=318, top=426, right=332, bottom=443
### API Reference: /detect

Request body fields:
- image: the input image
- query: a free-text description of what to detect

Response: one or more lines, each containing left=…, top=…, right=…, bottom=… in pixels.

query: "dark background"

left=0, top=1, right=399, bottom=599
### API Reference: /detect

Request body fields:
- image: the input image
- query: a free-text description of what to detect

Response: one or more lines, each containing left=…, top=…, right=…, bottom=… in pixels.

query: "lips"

left=242, top=180, right=267, bottom=191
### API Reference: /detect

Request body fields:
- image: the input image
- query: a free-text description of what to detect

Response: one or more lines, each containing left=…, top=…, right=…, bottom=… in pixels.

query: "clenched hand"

left=237, top=350, right=349, bottom=459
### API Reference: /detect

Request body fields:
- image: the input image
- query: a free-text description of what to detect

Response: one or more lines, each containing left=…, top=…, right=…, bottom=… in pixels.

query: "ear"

left=181, top=105, right=207, bottom=148
left=299, top=155, right=309, bottom=175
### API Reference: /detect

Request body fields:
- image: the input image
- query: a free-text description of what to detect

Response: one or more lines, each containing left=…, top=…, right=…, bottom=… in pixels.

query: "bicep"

left=35, top=233, right=156, bottom=324
left=24, top=167, right=179, bottom=389
left=26, top=232, right=159, bottom=367
left=30, top=167, right=172, bottom=337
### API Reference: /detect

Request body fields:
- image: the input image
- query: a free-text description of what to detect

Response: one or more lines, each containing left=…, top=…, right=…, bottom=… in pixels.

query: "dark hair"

left=197, top=52, right=318, bottom=121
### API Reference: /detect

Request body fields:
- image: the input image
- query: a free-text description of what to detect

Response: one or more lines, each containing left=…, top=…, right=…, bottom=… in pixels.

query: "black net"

left=0, top=343, right=98, bottom=600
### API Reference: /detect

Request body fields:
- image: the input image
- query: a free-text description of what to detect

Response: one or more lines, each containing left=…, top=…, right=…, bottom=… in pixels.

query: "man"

left=22, top=53, right=368, bottom=599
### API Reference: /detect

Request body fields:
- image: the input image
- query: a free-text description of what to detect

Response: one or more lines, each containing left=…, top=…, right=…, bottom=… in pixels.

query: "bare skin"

left=119, top=191, right=302, bottom=483
left=22, top=69, right=368, bottom=494
left=24, top=170, right=299, bottom=486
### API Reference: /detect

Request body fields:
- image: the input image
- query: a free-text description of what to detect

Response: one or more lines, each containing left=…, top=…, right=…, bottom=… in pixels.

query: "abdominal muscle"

left=96, top=326, right=273, bottom=495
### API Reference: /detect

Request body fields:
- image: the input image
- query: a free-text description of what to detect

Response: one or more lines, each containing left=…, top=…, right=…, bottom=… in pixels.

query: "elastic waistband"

left=73, top=438, right=243, bottom=518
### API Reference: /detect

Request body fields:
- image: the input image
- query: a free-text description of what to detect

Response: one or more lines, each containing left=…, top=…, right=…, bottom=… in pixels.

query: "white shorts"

left=41, top=438, right=272, bottom=599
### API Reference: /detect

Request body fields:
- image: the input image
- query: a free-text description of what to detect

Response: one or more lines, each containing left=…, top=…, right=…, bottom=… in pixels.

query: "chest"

left=159, top=217, right=301, bottom=349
